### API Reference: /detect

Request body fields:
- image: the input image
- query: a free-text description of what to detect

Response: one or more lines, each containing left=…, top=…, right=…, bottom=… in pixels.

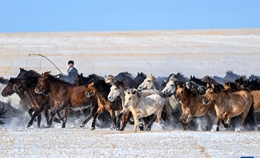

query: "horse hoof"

left=146, top=127, right=151, bottom=131
left=119, top=129, right=124, bottom=131
left=45, top=125, right=51, bottom=128
left=27, top=124, right=33, bottom=128
left=91, top=127, right=95, bottom=130
left=54, top=117, right=61, bottom=123
left=80, top=124, right=85, bottom=128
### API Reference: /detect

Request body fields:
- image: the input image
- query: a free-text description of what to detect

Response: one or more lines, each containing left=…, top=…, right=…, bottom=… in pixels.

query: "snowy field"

left=1, top=29, right=260, bottom=157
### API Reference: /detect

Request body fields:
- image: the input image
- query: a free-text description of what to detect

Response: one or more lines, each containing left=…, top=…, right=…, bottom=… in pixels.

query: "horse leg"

left=80, top=104, right=98, bottom=128
left=133, top=115, right=139, bottom=132
left=91, top=108, right=103, bottom=130
left=37, top=114, right=42, bottom=128
left=44, top=109, right=50, bottom=123
left=216, top=117, right=221, bottom=131
left=28, top=106, right=45, bottom=128
left=183, top=114, right=192, bottom=130
left=179, top=112, right=186, bottom=125
left=221, top=112, right=229, bottom=128
left=28, top=108, right=35, bottom=122
left=108, top=110, right=117, bottom=130
left=61, top=108, right=69, bottom=128
left=146, top=115, right=157, bottom=131
left=205, top=113, right=212, bottom=131
left=46, top=110, right=56, bottom=128
left=119, top=111, right=132, bottom=131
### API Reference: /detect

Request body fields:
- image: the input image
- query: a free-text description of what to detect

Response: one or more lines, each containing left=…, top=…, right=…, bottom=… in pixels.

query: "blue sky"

left=0, top=0, right=259, bottom=32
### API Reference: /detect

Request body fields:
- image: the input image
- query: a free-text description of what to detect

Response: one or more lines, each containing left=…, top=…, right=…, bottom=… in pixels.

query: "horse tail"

left=245, top=96, right=256, bottom=128
left=0, top=104, right=8, bottom=125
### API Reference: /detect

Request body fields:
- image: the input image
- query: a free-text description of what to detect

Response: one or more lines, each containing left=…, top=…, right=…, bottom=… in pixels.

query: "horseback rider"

left=59, top=60, right=78, bottom=84
left=67, top=60, right=78, bottom=84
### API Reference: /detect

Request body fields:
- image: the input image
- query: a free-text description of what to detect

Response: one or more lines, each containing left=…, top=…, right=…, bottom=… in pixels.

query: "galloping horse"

left=176, top=84, right=214, bottom=130
left=34, top=72, right=97, bottom=128
left=203, top=83, right=255, bottom=131
left=108, top=80, right=162, bottom=131
left=121, top=88, right=165, bottom=132
left=13, top=72, right=61, bottom=128
left=84, top=79, right=126, bottom=130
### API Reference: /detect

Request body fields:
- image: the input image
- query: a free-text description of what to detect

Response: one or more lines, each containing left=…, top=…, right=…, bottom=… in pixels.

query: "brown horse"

left=84, top=79, right=126, bottom=130
left=13, top=73, right=62, bottom=128
left=2, top=78, right=37, bottom=119
left=203, top=83, right=255, bottom=131
left=34, top=72, right=97, bottom=128
left=176, top=84, right=214, bottom=130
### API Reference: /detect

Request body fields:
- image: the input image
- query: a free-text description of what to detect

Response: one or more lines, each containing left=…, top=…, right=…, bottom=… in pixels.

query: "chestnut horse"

left=34, top=72, right=97, bottom=128
left=203, top=83, right=256, bottom=131
left=176, top=84, right=214, bottom=130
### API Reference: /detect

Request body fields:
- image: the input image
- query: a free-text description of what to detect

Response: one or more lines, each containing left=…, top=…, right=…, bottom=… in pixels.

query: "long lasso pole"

left=28, top=54, right=63, bottom=74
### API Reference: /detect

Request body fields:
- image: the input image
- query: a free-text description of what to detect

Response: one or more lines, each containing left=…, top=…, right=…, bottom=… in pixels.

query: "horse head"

left=124, top=88, right=141, bottom=108
left=104, top=75, right=115, bottom=84
left=34, top=72, right=51, bottom=95
left=175, top=83, right=186, bottom=100
left=1, top=78, right=19, bottom=97
left=108, top=81, right=124, bottom=102
left=162, top=80, right=178, bottom=96
left=202, top=83, right=218, bottom=105
left=85, top=82, right=96, bottom=98
left=138, top=74, right=156, bottom=90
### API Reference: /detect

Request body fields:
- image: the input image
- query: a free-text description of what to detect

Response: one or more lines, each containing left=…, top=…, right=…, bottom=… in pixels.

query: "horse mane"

left=202, top=75, right=220, bottom=85
left=92, top=78, right=111, bottom=98
left=0, top=77, right=8, bottom=84
left=209, top=84, right=224, bottom=93
left=179, top=83, right=198, bottom=97
left=113, top=80, right=125, bottom=89
left=115, top=72, right=134, bottom=81
left=44, top=72, right=72, bottom=86
left=190, top=75, right=207, bottom=87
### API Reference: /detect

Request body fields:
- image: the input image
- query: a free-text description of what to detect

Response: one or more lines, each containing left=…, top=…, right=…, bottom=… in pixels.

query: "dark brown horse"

left=13, top=72, right=61, bottom=128
left=84, top=78, right=127, bottom=130
left=34, top=72, right=97, bottom=128
left=2, top=77, right=36, bottom=119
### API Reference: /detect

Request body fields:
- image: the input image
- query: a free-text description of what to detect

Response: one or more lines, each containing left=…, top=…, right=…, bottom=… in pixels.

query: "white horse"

left=121, top=88, right=165, bottom=132
left=138, top=74, right=163, bottom=91
left=108, top=81, right=161, bottom=131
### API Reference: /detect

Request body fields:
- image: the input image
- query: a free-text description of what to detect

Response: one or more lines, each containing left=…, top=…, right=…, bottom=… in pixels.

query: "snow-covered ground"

left=1, top=128, right=259, bottom=157
left=1, top=29, right=260, bottom=157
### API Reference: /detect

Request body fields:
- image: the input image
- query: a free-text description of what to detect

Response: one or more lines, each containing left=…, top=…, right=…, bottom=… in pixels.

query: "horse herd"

left=0, top=68, right=260, bottom=132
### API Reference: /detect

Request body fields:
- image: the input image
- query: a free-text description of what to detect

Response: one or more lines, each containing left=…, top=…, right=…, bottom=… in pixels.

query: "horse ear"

left=182, top=84, right=186, bottom=89
left=211, top=84, right=215, bottom=89
left=80, top=73, right=83, bottom=77
left=206, top=83, right=210, bottom=88
left=105, top=75, right=107, bottom=78
left=190, top=75, right=192, bottom=79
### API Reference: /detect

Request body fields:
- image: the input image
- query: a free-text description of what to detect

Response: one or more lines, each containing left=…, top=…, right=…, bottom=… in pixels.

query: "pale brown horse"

left=34, top=72, right=97, bottom=128
left=203, top=83, right=255, bottom=131
left=84, top=79, right=127, bottom=130
left=224, top=81, right=260, bottom=121
left=176, top=84, right=214, bottom=130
